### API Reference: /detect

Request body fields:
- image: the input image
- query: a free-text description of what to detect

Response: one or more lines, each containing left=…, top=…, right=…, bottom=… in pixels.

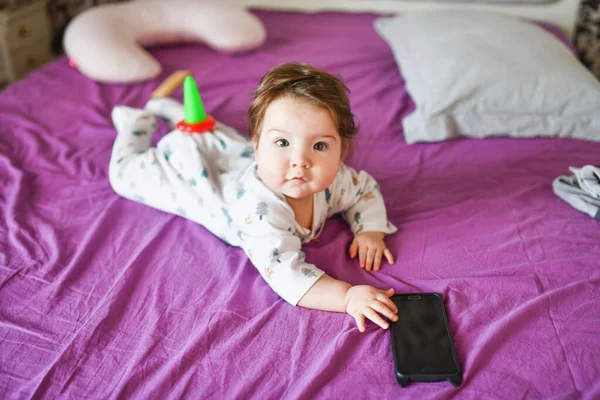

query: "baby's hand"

left=345, top=286, right=398, bottom=332
left=349, top=231, right=394, bottom=271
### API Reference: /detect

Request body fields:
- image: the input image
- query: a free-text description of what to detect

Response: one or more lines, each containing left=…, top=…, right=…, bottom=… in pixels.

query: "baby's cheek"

left=322, top=167, right=339, bottom=186
left=258, top=169, right=280, bottom=191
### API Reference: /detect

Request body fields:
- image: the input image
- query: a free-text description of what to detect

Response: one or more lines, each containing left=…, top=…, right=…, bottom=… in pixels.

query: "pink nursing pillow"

left=63, top=0, right=266, bottom=83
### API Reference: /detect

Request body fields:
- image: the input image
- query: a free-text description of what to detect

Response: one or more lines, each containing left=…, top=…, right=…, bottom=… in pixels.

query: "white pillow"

left=63, top=0, right=266, bottom=83
left=374, top=11, right=600, bottom=144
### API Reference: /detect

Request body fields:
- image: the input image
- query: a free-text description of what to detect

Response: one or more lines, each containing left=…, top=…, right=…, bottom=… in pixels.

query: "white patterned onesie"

left=109, top=98, right=397, bottom=305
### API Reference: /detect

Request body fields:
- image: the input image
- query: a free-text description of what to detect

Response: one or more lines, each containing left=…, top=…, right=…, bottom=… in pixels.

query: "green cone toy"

left=176, top=76, right=216, bottom=134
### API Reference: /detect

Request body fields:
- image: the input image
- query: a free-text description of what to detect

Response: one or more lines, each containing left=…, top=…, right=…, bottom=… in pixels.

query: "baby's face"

left=254, top=97, right=343, bottom=200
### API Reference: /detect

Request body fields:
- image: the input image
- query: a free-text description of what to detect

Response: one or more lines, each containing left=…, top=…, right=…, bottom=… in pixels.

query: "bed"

left=1, top=1, right=599, bottom=398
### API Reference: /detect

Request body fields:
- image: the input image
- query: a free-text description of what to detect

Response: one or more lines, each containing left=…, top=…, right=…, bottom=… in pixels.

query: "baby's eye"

left=314, top=142, right=328, bottom=151
left=275, top=139, right=290, bottom=147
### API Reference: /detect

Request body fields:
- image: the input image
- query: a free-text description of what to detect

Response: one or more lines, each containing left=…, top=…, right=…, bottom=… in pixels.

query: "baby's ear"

left=341, top=140, right=350, bottom=160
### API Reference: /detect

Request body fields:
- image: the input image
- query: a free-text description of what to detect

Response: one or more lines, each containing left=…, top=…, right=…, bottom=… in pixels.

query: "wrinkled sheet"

left=1, top=10, right=599, bottom=399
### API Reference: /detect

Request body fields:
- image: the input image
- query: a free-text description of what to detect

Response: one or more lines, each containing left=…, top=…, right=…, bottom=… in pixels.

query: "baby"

left=109, top=62, right=399, bottom=332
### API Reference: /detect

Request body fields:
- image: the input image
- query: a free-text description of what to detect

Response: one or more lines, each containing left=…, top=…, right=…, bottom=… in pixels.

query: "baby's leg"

left=146, top=97, right=254, bottom=179
left=108, top=106, right=187, bottom=216
left=108, top=104, right=233, bottom=242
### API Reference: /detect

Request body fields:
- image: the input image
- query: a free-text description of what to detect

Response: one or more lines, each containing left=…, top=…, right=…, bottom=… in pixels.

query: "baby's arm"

left=297, top=275, right=398, bottom=332
left=329, top=165, right=396, bottom=235
left=328, top=165, right=398, bottom=271
left=237, top=200, right=397, bottom=331
left=243, top=231, right=398, bottom=331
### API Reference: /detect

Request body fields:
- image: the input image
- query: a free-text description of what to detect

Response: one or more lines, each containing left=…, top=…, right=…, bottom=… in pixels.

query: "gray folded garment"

left=552, top=165, right=600, bottom=219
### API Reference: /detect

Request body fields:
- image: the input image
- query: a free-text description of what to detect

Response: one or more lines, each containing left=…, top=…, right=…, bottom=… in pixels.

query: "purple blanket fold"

left=1, top=10, right=599, bottom=399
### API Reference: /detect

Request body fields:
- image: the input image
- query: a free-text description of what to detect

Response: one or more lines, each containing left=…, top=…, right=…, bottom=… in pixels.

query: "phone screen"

left=391, top=294, right=459, bottom=375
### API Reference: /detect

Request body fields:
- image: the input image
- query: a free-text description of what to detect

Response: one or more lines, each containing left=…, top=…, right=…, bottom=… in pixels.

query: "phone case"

left=390, top=293, right=462, bottom=387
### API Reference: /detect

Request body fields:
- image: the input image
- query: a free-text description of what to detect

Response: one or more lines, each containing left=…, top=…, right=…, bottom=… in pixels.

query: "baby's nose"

left=291, top=153, right=311, bottom=169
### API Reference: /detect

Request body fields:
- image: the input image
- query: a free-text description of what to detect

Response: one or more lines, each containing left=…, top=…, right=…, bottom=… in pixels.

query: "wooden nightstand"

left=0, top=0, right=54, bottom=85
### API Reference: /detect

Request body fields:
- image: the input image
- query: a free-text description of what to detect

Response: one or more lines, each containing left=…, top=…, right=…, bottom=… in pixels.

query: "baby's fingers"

left=358, top=246, right=367, bottom=269
left=373, top=249, right=383, bottom=271
left=349, top=239, right=359, bottom=259
left=377, top=289, right=398, bottom=313
left=353, top=314, right=366, bottom=333
left=364, top=308, right=390, bottom=330
left=365, top=247, right=376, bottom=272
left=383, top=248, right=395, bottom=265
left=371, top=301, right=399, bottom=322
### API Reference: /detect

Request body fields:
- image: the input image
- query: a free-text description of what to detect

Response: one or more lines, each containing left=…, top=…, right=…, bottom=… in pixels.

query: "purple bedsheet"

left=1, top=10, right=599, bottom=399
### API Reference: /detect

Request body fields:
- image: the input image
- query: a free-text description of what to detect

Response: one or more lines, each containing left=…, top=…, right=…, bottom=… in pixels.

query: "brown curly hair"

left=248, top=62, right=357, bottom=156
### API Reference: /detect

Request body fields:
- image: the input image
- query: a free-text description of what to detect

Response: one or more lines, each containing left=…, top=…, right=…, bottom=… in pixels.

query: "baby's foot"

left=144, top=98, right=185, bottom=127
left=112, top=106, right=157, bottom=136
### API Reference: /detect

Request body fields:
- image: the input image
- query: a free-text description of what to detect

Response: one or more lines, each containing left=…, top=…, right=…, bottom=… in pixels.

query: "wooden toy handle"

left=151, top=70, right=191, bottom=98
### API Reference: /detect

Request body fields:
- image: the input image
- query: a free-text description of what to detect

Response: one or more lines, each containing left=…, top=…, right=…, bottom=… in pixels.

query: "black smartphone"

left=390, top=293, right=462, bottom=387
